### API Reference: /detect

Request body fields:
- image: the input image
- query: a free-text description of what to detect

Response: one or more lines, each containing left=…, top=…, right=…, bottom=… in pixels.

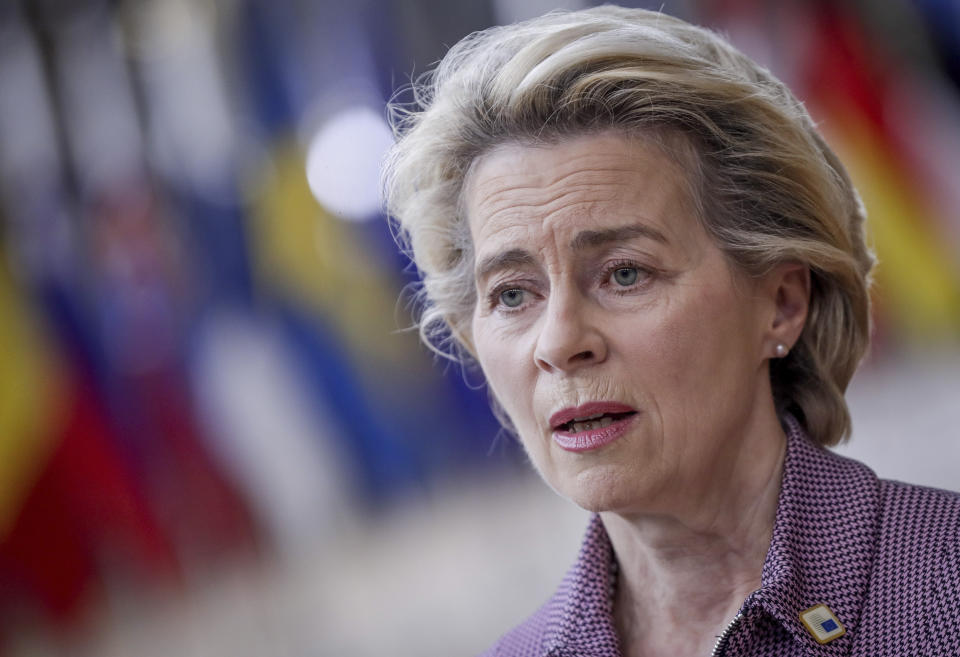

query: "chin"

left=555, top=462, right=652, bottom=514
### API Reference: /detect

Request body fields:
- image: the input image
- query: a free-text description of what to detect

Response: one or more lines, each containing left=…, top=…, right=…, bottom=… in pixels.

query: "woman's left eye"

left=611, top=267, right=640, bottom=286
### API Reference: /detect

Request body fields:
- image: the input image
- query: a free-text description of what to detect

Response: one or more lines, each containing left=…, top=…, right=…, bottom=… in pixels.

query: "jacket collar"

left=539, top=416, right=881, bottom=657
left=745, top=415, right=880, bottom=657
left=542, top=514, right=621, bottom=657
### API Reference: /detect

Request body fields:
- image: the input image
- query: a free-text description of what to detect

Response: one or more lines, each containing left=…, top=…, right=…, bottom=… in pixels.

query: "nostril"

left=534, top=356, right=555, bottom=374
left=533, top=319, right=606, bottom=372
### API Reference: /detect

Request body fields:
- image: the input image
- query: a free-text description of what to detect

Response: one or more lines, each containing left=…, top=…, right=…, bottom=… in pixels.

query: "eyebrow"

left=474, top=223, right=669, bottom=284
left=569, top=223, right=669, bottom=250
left=475, top=248, right=537, bottom=284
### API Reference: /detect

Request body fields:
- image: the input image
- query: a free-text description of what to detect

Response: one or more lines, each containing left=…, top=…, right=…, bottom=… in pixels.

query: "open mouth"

left=549, top=404, right=639, bottom=453
left=556, top=411, right=637, bottom=434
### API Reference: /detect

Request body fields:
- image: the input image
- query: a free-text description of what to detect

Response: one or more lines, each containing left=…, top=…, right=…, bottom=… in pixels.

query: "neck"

left=601, top=417, right=786, bottom=657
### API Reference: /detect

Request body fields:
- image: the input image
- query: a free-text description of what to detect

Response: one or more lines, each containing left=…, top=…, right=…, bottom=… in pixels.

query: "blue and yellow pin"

left=799, top=604, right=846, bottom=644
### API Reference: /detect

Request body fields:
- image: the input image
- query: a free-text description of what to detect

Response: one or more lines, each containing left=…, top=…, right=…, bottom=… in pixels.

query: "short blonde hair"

left=383, top=5, right=874, bottom=446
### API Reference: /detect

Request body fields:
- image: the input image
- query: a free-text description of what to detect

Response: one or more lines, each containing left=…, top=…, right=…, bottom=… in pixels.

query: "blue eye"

left=612, top=267, right=639, bottom=286
left=500, top=289, right=524, bottom=307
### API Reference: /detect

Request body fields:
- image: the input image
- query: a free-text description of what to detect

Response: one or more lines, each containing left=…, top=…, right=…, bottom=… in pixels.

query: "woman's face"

left=466, top=132, right=780, bottom=516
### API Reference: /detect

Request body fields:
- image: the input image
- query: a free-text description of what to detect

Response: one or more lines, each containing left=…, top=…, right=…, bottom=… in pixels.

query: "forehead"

left=464, top=132, right=701, bottom=254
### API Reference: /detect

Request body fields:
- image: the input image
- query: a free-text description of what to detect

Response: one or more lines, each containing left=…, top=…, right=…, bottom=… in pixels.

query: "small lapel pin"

left=799, top=604, right=846, bottom=644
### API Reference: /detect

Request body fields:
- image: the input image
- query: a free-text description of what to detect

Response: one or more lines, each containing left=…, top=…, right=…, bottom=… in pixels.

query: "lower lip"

left=552, top=414, right=637, bottom=453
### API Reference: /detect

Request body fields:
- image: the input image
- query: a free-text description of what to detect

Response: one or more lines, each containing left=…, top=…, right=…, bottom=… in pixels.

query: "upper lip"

left=549, top=402, right=638, bottom=430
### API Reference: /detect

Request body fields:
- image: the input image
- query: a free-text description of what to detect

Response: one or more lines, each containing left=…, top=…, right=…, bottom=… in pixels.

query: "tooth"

left=572, top=420, right=601, bottom=432
left=575, top=413, right=605, bottom=422
left=565, top=415, right=619, bottom=433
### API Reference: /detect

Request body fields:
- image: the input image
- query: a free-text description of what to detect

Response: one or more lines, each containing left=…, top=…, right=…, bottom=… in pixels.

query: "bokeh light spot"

left=305, top=105, right=394, bottom=221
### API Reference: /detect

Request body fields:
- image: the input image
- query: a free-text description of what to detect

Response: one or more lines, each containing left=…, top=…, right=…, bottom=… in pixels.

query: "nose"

left=533, top=289, right=608, bottom=374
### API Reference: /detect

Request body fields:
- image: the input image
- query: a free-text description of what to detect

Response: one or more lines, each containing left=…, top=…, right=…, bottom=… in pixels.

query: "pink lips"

left=549, top=402, right=638, bottom=453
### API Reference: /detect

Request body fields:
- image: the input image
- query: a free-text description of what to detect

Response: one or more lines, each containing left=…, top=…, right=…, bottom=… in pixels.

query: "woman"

left=383, top=6, right=960, bottom=656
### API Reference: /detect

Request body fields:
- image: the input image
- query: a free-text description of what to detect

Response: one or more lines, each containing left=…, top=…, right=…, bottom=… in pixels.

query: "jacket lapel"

left=747, top=415, right=881, bottom=657
left=542, top=514, right=622, bottom=657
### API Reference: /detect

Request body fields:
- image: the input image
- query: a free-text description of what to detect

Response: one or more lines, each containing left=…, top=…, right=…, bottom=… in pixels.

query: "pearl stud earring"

left=775, top=343, right=788, bottom=358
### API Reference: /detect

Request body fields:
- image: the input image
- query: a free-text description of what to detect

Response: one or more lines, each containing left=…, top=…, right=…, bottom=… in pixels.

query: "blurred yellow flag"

left=0, top=253, right=64, bottom=538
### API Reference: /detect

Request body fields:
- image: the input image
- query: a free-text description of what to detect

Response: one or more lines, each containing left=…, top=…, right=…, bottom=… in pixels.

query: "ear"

left=763, top=263, right=810, bottom=359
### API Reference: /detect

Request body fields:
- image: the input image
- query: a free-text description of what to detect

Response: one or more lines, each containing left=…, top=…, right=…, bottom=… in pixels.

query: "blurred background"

left=0, top=0, right=957, bottom=655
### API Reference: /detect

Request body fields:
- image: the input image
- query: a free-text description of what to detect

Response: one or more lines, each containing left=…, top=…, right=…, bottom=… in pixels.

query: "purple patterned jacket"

left=480, top=417, right=960, bottom=656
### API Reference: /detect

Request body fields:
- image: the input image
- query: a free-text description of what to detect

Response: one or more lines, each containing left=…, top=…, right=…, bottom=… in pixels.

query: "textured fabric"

left=480, top=417, right=960, bottom=656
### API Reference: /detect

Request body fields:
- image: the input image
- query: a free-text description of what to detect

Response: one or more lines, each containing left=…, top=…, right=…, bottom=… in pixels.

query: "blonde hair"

left=383, top=5, right=874, bottom=446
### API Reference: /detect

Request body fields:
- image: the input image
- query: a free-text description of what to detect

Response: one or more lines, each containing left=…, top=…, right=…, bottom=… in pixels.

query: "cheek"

left=473, top=317, right=527, bottom=413
left=618, top=295, right=702, bottom=375
left=473, top=317, right=550, bottom=458
left=668, top=293, right=763, bottom=435
left=623, top=280, right=756, bottom=402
